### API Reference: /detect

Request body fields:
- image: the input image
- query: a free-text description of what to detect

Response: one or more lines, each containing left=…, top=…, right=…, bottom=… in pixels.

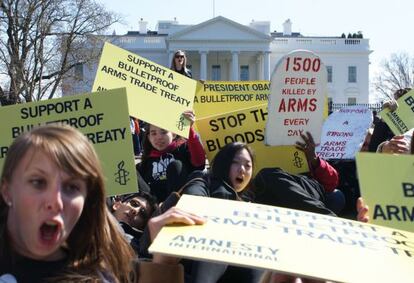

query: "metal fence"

left=328, top=102, right=382, bottom=114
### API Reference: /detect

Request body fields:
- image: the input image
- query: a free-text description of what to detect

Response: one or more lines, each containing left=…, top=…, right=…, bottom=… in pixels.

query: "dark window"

left=348, top=66, right=357, bottom=83
left=240, top=65, right=249, bottom=81
left=212, top=65, right=221, bottom=81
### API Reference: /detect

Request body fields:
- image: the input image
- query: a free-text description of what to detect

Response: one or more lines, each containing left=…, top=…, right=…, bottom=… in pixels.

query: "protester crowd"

left=0, top=49, right=411, bottom=283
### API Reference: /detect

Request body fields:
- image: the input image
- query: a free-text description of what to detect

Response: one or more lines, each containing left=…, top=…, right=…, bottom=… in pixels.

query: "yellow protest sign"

left=0, top=88, right=137, bottom=196
left=195, top=104, right=309, bottom=174
left=356, top=152, right=414, bottom=232
left=150, top=195, right=414, bottom=283
left=92, top=42, right=196, bottom=137
left=380, top=90, right=414, bottom=135
left=194, top=81, right=270, bottom=119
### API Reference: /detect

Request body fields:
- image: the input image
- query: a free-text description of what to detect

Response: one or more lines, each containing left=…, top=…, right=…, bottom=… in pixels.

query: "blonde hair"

left=0, top=124, right=135, bottom=282
left=170, top=50, right=190, bottom=73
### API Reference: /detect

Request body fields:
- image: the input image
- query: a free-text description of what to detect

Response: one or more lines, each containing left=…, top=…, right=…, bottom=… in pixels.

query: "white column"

left=231, top=51, right=239, bottom=81
left=257, top=55, right=263, bottom=80
left=199, top=51, right=208, bottom=80
left=263, top=51, right=270, bottom=80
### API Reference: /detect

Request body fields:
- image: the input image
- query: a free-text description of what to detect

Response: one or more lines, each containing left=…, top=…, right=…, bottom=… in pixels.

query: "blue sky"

left=99, top=0, right=412, bottom=98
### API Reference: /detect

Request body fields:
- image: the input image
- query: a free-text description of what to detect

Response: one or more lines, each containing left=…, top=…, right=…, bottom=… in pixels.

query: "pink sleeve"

left=187, top=127, right=206, bottom=167
left=311, top=158, right=339, bottom=193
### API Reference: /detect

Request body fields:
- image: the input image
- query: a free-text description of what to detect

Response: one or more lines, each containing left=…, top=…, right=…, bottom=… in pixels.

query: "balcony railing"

left=273, top=38, right=368, bottom=50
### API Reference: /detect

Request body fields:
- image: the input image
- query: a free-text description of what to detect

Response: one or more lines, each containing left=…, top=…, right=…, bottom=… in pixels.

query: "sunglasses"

left=175, top=55, right=184, bottom=59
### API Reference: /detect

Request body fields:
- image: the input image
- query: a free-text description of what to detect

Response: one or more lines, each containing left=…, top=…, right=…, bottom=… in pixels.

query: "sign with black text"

left=92, top=42, right=196, bottom=137
left=0, top=88, right=137, bottom=196
left=150, top=195, right=414, bottom=283
left=316, top=105, right=372, bottom=159
left=357, top=152, right=414, bottom=232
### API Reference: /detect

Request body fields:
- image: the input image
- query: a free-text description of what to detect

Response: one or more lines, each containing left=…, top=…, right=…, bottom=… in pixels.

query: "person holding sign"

left=376, top=128, right=413, bottom=154
left=253, top=131, right=339, bottom=216
left=295, top=132, right=345, bottom=214
left=138, top=110, right=206, bottom=203
left=171, top=50, right=192, bottom=78
left=0, top=124, right=205, bottom=283
left=183, top=142, right=255, bottom=200
left=182, top=142, right=262, bottom=283
left=369, top=88, right=412, bottom=152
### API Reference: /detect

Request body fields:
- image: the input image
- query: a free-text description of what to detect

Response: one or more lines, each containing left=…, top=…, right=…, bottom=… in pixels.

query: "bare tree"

left=0, top=0, right=119, bottom=105
left=373, top=52, right=414, bottom=100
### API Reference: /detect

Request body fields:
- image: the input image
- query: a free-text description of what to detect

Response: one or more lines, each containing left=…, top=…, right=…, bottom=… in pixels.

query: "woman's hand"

left=295, top=131, right=319, bottom=169
left=382, top=99, right=399, bottom=112
left=182, top=110, right=196, bottom=127
left=148, top=207, right=205, bottom=264
left=356, top=197, right=369, bottom=223
left=380, top=135, right=410, bottom=154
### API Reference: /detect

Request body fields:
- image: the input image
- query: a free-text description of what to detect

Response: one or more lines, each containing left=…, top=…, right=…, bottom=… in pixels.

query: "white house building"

left=64, top=16, right=372, bottom=104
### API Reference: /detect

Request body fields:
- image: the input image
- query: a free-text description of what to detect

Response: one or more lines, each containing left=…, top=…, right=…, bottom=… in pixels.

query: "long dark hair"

left=210, top=142, right=255, bottom=191
left=141, top=123, right=155, bottom=162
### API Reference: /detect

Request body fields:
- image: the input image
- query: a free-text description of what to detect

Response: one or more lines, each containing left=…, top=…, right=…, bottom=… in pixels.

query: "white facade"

left=64, top=16, right=372, bottom=103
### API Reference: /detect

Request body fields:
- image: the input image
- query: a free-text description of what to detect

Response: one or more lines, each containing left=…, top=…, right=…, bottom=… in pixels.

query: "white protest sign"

left=265, top=50, right=326, bottom=146
left=316, top=105, right=373, bottom=159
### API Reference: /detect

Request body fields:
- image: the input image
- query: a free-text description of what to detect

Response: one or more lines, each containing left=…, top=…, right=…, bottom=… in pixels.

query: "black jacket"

left=119, top=222, right=144, bottom=255
left=0, top=255, right=67, bottom=283
left=138, top=143, right=203, bottom=202
left=253, top=167, right=335, bottom=216
left=182, top=171, right=239, bottom=200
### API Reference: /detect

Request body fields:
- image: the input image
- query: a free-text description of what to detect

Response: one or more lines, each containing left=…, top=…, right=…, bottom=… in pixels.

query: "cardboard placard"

left=0, top=88, right=137, bottom=196
left=92, top=42, right=196, bottom=137
left=266, top=50, right=326, bottom=146
left=380, top=90, right=414, bottom=135
left=316, top=105, right=372, bottom=159
left=196, top=104, right=309, bottom=174
left=357, top=152, right=414, bottom=232
left=150, top=195, right=414, bottom=283
left=194, top=81, right=270, bottom=119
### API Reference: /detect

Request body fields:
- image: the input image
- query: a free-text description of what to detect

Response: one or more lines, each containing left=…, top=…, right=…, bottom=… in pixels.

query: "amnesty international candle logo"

left=292, top=151, right=304, bottom=168
left=115, top=160, right=130, bottom=186
left=176, top=114, right=185, bottom=131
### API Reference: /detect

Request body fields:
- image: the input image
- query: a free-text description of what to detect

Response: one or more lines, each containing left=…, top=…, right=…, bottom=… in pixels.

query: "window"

left=75, top=64, right=84, bottom=79
left=240, top=65, right=249, bottom=81
left=326, top=66, right=332, bottom=83
left=212, top=65, right=221, bottom=81
left=348, top=97, right=357, bottom=105
left=348, top=66, right=357, bottom=83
